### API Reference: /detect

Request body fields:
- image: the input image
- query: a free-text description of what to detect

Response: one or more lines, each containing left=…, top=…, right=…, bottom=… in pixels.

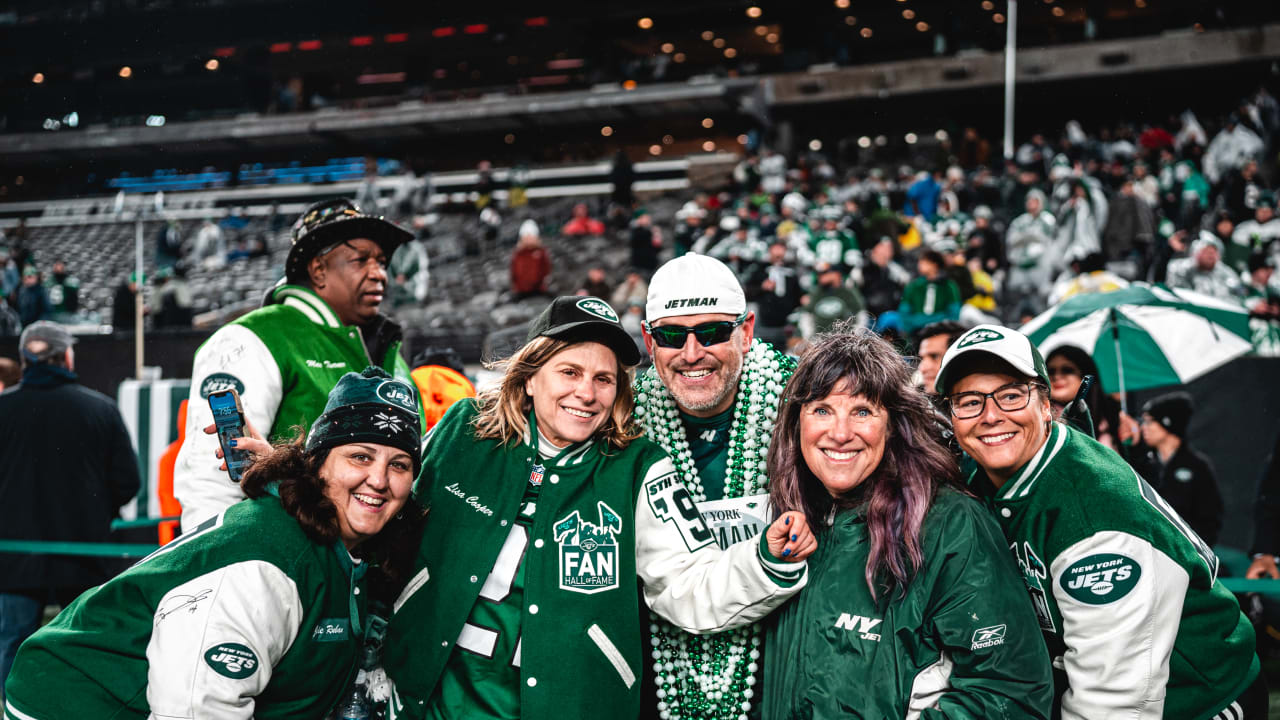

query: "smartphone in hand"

left=208, top=388, right=251, bottom=482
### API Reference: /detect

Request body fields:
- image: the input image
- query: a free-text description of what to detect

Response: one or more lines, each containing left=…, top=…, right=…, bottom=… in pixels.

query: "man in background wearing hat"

left=1120, top=392, right=1223, bottom=547
left=633, top=253, right=797, bottom=719
left=0, top=321, right=140, bottom=682
left=174, top=198, right=421, bottom=532
left=1166, top=232, right=1244, bottom=302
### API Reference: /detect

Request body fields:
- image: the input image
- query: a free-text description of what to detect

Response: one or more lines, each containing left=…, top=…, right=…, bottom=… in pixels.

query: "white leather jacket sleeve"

left=635, top=457, right=807, bottom=635
left=146, top=560, right=302, bottom=719
left=1050, top=530, right=1185, bottom=720
left=174, top=325, right=282, bottom=532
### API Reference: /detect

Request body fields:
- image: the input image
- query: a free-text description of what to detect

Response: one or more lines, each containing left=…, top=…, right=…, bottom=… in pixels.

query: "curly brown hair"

left=241, top=437, right=425, bottom=586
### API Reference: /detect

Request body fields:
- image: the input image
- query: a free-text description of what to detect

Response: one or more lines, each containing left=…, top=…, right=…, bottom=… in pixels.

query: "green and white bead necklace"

left=635, top=339, right=796, bottom=720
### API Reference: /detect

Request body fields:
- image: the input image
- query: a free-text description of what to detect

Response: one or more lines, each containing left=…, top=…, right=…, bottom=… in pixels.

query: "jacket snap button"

left=470, top=575, right=478, bottom=582
left=534, top=539, right=545, bottom=548
left=550, top=474, right=560, bottom=484
left=1000, top=507, right=1012, bottom=518
left=527, top=677, right=537, bottom=687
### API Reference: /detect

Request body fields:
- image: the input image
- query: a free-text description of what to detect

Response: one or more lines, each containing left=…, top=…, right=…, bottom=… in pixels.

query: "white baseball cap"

left=646, top=254, right=746, bottom=322
left=934, top=324, right=1049, bottom=395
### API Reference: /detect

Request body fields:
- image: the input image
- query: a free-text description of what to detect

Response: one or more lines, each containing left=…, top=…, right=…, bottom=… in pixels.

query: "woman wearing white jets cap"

left=936, top=323, right=1264, bottom=719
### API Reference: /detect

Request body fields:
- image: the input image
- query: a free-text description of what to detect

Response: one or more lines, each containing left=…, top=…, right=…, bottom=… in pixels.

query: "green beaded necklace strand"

left=635, top=340, right=796, bottom=720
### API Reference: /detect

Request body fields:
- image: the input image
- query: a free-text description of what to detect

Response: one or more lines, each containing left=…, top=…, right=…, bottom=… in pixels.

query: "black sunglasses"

left=644, top=312, right=747, bottom=349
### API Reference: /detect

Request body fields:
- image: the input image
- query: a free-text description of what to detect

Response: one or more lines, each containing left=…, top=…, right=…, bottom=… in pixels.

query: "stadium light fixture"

left=993, top=13, right=1005, bottom=22
left=31, top=72, right=44, bottom=84
left=904, top=133, right=918, bottom=144
left=702, top=117, right=714, bottom=128
left=623, top=79, right=638, bottom=90
left=205, top=59, right=219, bottom=70
left=703, top=141, right=716, bottom=152
left=119, top=66, right=133, bottom=78
left=638, top=17, right=654, bottom=30
left=724, top=48, right=737, bottom=58
left=845, top=16, right=856, bottom=25
left=857, top=136, right=872, bottom=148
left=713, top=37, right=726, bottom=48
left=755, top=26, right=768, bottom=36
left=874, top=134, right=888, bottom=146
left=673, top=52, right=686, bottom=62
left=766, top=32, right=779, bottom=43
left=504, top=133, right=516, bottom=144
left=737, top=134, right=749, bottom=145
left=661, top=42, right=675, bottom=53
left=601, top=126, right=614, bottom=137
left=860, top=27, right=873, bottom=37
left=662, top=134, right=674, bottom=145
left=701, top=30, right=714, bottom=41
left=981, top=1, right=994, bottom=10
left=649, top=145, right=662, bottom=156
left=809, top=139, right=823, bottom=151
left=146, top=115, right=166, bottom=127
left=64, top=112, right=78, bottom=128
left=835, top=0, right=850, bottom=7
left=1052, top=6, right=1065, bottom=15
left=916, top=21, right=929, bottom=31
left=746, top=6, right=762, bottom=18
left=903, top=9, right=915, bottom=19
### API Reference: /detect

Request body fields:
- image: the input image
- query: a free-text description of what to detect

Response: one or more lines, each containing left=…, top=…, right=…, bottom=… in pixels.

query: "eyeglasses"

left=946, top=382, right=1037, bottom=419
left=644, top=312, right=747, bottom=349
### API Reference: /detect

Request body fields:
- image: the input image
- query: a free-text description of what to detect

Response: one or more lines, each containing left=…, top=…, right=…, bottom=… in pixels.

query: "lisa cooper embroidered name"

left=444, top=483, right=494, bottom=516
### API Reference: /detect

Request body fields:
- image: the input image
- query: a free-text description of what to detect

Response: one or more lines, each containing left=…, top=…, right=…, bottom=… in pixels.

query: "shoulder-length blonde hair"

left=471, top=336, right=642, bottom=450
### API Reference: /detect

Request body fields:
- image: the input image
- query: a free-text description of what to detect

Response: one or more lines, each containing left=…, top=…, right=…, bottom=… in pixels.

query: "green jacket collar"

left=527, top=409, right=598, bottom=468
left=996, top=423, right=1068, bottom=501
left=268, top=283, right=344, bottom=329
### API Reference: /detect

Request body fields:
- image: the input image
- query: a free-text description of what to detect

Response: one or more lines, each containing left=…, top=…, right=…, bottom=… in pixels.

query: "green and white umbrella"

left=1019, top=283, right=1252, bottom=409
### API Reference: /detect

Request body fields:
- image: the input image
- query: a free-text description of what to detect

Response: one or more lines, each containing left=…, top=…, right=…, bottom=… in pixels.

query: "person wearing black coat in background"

left=0, top=322, right=141, bottom=682
left=1121, top=392, right=1223, bottom=546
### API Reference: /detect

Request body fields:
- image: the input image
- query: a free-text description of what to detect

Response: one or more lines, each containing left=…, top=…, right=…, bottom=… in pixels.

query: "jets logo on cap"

left=576, top=297, right=619, bottom=323
left=958, top=328, right=1004, bottom=348
left=376, top=380, right=418, bottom=411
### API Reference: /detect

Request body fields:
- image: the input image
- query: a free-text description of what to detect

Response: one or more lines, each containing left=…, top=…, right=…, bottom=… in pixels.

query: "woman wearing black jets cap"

left=379, top=296, right=815, bottom=720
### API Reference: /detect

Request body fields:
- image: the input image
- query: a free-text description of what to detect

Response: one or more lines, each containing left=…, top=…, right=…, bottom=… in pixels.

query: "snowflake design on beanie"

left=373, top=412, right=405, bottom=433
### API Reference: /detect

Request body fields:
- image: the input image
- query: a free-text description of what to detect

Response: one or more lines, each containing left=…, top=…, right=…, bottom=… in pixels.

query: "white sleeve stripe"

left=393, top=566, right=430, bottom=614
left=4, top=701, right=39, bottom=720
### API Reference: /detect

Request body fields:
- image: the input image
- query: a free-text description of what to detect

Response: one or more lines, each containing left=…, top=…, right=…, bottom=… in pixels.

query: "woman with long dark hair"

left=762, top=325, right=1052, bottom=719
left=5, top=367, right=425, bottom=718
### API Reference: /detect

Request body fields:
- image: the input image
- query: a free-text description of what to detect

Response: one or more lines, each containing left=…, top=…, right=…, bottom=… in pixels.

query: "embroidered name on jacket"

left=444, top=483, right=495, bottom=516
left=553, top=502, right=622, bottom=594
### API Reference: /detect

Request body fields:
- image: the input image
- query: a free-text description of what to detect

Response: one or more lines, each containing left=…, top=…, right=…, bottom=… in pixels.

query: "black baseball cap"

left=286, top=198, right=413, bottom=283
left=527, top=296, right=641, bottom=366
